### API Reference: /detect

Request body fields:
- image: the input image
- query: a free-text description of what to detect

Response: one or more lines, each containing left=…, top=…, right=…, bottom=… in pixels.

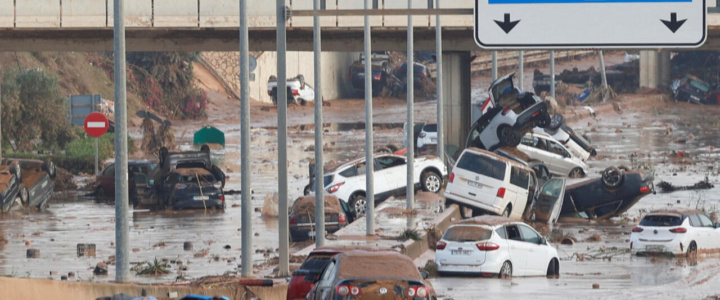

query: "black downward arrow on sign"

left=494, top=13, right=520, bottom=34
left=661, top=12, right=687, bottom=33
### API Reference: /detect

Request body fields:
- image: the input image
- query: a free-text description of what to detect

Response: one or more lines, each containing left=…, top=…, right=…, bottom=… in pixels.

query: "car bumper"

left=436, top=258, right=503, bottom=275
left=631, top=240, right=685, bottom=256
left=513, top=102, right=549, bottom=132
left=171, top=194, right=225, bottom=210
left=289, top=224, right=344, bottom=241
left=444, top=193, right=502, bottom=215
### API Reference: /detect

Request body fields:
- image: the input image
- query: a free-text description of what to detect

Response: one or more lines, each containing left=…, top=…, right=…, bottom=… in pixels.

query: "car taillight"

left=292, top=89, right=300, bottom=96
left=496, top=187, right=505, bottom=198
left=670, top=227, right=687, bottom=233
left=327, top=182, right=344, bottom=193
left=501, top=107, right=512, bottom=115
left=632, top=227, right=643, bottom=232
left=220, top=195, right=225, bottom=201
left=476, top=242, right=500, bottom=251
left=175, top=183, right=187, bottom=190
left=419, top=132, right=426, bottom=138
left=337, top=285, right=360, bottom=296
left=532, top=111, right=540, bottom=117
left=339, top=213, right=347, bottom=223
left=419, top=73, right=426, bottom=78
left=373, top=74, right=381, bottom=80
left=289, top=216, right=297, bottom=225
left=448, top=173, right=455, bottom=183
left=640, top=186, right=651, bottom=194
left=407, top=287, right=427, bottom=298
left=436, top=241, right=447, bottom=250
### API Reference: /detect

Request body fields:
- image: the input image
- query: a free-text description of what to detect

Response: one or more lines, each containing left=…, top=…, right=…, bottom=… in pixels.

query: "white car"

left=267, top=74, right=315, bottom=105
left=314, top=153, right=447, bottom=218
left=435, top=216, right=560, bottom=278
left=517, top=130, right=589, bottom=178
left=466, top=73, right=551, bottom=151
left=541, top=115, right=593, bottom=160
left=444, top=148, right=537, bottom=220
left=417, top=123, right=437, bottom=153
left=630, top=209, right=720, bottom=256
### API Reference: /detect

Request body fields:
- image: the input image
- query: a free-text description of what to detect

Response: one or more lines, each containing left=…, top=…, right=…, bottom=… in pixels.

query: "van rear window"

left=639, top=215, right=684, bottom=227
left=443, top=226, right=492, bottom=242
left=456, top=152, right=506, bottom=181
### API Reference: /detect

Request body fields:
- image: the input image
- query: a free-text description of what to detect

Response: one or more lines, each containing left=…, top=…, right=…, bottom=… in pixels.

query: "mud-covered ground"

left=3, top=53, right=720, bottom=299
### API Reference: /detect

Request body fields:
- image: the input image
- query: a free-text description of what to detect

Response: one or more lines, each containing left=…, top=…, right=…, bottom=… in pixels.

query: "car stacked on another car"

left=288, top=195, right=353, bottom=242
left=435, top=215, right=559, bottom=278
left=517, top=130, right=589, bottom=178
left=306, top=250, right=436, bottom=300
left=310, top=153, right=446, bottom=218
left=541, top=114, right=595, bottom=160
left=630, top=209, right=720, bottom=257
left=467, top=72, right=551, bottom=151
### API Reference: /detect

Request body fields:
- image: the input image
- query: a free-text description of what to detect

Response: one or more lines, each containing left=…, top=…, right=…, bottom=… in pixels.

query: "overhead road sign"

left=475, top=0, right=706, bottom=49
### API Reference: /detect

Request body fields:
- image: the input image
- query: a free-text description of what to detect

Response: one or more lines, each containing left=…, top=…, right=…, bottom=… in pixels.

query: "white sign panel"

left=475, top=0, right=706, bottom=48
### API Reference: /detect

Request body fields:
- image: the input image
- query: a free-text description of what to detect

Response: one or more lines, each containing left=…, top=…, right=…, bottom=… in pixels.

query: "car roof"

left=291, top=195, right=342, bottom=215
left=309, top=246, right=381, bottom=255
left=646, top=208, right=702, bottom=217
left=463, top=147, right=532, bottom=171
left=454, top=215, right=518, bottom=227
left=326, top=153, right=403, bottom=173
left=335, top=251, right=421, bottom=279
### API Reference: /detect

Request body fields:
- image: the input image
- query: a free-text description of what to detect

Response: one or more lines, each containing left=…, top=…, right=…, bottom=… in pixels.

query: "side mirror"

left=419, top=270, right=429, bottom=279
left=539, top=237, right=547, bottom=245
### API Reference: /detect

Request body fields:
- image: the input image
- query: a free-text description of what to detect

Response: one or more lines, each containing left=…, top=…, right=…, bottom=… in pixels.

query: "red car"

left=287, top=247, right=374, bottom=300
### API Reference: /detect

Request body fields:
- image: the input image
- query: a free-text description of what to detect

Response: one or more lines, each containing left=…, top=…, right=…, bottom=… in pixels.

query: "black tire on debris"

left=498, top=261, right=512, bottom=279
left=537, top=113, right=551, bottom=128
left=497, top=125, right=520, bottom=148
left=602, top=166, right=624, bottom=189
left=385, top=144, right=400, bottom=153
left=547, top=114, right=564, bottom=131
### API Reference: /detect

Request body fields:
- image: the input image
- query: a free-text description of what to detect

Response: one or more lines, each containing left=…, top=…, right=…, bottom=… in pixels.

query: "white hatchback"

left=517, top=130, right=588, bottom=178
left=435, top=216, right=559, bottom=278
left=630, top=209, right=720, bottom=256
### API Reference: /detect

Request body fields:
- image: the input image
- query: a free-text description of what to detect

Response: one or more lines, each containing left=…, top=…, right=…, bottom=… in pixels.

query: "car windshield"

left=640, top=215, right=684, bottom=227
left=299, top=254, right=333, bottom=273
left=443, top=226, right=492, bottom=242
left=423, top=124, right=437, bottom=132
left=690, top=80, right=710, bottom=93
left=456, top=152, right=506, bottom=181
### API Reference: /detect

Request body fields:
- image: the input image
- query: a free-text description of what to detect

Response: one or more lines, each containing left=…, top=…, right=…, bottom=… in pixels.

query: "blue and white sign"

left=475, top=0, right=706, bottom=48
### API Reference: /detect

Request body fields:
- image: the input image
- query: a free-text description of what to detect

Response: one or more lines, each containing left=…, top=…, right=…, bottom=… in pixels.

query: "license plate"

left=357, top=72, right=364, bottom=76
left=646, top=245, right=664, bottom=252
left=308, top=230, right=328, bottom=237
left=468, top=181, right=482, bottom=188
left=451, top=249, right=472, bottom=255
left=193, top=196, right=210, bottom=201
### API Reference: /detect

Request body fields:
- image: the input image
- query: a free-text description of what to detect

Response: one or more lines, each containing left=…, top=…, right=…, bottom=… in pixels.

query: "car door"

left=532, top=178, right=566, bottom=224
left=375, top=155, right=408, bottom=195
left=503, top=225, right=529, bottom=276
left=697, top=214, right=717, bottom=249
left=518, top=224, right=547, bottom=275
left=518, top=135, right=549, bottom=162
left=546, top=139, right=573, bottom=176
left=99, top=165, right=116, bottom=196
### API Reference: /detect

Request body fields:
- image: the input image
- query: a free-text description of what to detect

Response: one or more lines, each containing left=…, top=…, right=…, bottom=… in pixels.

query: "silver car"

left=517, top=131, right=588, bottom=178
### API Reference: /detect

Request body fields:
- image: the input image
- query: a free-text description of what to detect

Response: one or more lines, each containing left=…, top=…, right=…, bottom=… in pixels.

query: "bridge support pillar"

left=441, top=52, right=471, bottom=149
left=640, top=50, right=671, bottom=89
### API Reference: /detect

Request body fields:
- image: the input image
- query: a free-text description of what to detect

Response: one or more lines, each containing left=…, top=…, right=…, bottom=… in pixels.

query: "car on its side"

left=311, top=153, right=446, bottom=218
left=11, top=158, right=56, bottom=211
left=95, top=160, right=159, bottom=206
left=0, top=161, right=25, bottom=212
left=670, top=74, right=718, bottom=105
left=517, top=130, right=588, bottom=178
left=306, top=251, right=436, bottom=300
left=158, top=168, right=225, bottom=210
left=289, top=195, right=353, bottom=242
left=394, top=62, right=432, bottom=88
left=435, top=215, right=559, bottom=278
left=267, top=74, right=315, bottom=106
left=562, top=166, right=654, bottom=219
left=287, top=247, right=377, bottom=300
left=630, top=209, right=720, bottom=257
left=348, top=60, right=400, bottom=98
left=466, top=73, right=551, bottom=151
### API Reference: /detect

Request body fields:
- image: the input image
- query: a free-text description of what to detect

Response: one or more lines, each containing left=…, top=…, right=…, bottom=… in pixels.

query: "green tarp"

left=193, top=126, right=225, bottom=147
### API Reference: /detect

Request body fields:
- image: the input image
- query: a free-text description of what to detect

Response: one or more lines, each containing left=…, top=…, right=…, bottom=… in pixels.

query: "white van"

left=444, top=148, right=537, bottom=220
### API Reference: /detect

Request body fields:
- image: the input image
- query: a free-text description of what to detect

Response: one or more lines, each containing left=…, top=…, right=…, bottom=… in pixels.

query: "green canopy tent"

left=193, top=126, right=225, bottom=148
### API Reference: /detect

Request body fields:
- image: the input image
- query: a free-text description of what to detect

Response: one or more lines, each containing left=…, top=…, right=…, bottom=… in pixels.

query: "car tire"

left=303, top=184, right=311, bottom=196
left=350, top=194, right=367, bottom=218
left=421, top=171, right=442, bottom=193
left=498, top=261, right=512, bottom=279
left=687, top=241, right=698, bottom=259
left=43, top=159, right=57, bottom=179
left=300, top=99, right=307, bottom=106
left=10, top=161, right=21, bottom=182
left=498, top=125, right=521, bottom=147
left=569, top=167, right=584, bottom=178
left=601, top=166, right=624, bottom=189
left=537, top=113, right=551, bottom=128
left=546, top=258, right=560, bottom=277
left=501, top=205, right=511, bottom=218
left=20, top=187, right=29, bottom=208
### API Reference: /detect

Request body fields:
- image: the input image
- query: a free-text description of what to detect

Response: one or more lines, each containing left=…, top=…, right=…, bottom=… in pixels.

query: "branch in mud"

left=563, top=246, right=630, bottom=262
left=656, top=177, right=714, bottom=193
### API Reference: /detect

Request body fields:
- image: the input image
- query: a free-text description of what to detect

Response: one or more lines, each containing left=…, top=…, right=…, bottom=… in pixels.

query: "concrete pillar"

left=639, top=50, right=659, bottom=89
left=658, top=50, right=672, bottom=88
left=442, top=52, right=471, bottom=149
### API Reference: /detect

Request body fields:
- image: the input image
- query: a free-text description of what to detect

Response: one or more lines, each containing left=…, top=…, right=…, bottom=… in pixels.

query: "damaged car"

left=517, top=130, right=588, bottom=178
left=630, top=209, right=718, bottom=257
left=289, top=195, right=353, bottom=242
left=670, top=74, right=718, bottom=105
left=467, top=73, right=551, bottom=151
left=158, top=168, right=225, bottom=210
left=306, top=251, right=436, bottom=300
left=95, top=160, right=159, bottom=206
left=267, top=74, right=315, bottom=106
left=0, top=159, right=56, bottom=212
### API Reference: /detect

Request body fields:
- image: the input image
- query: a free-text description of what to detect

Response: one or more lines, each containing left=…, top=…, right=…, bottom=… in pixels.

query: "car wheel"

left=300, top=99, right=307, bottom=106
left=421, top=171, right=442, bottom=193
left=602, top=166, right=624, bottom=189
left=303, top=184, right=311, bottom=196
left=498, top=125, right=520, bottom=147
left=537, top=113, right=551, bottom=128
left=20, top=187, right=29, bottom=208
left=350, top=194, right=367, bottom=218
left=43, top=159, right=57, bottom=179
left=498, top=261, right=512, bottom=279
left=569, top=167, right=584, bottom=178
left=501, top=205, right=511, bottom=218
left=10, top=161, right=21, bottom=182
left=546, top=258, right=560, bottom=277
left=687, top=241, right=698, bottom=259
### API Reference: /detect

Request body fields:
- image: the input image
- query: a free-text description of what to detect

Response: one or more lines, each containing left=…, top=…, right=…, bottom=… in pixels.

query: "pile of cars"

left=348, top=51, right=435, bottom=99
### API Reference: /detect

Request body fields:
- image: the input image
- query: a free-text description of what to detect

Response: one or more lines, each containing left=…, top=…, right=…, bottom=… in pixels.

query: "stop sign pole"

left=84, top=112, right=110, bottom=175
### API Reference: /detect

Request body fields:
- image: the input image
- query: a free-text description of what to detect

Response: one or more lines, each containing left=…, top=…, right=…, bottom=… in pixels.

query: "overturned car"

left=153, top=147, right=226, bottom=210
left=0, top=159, right=56, bottom=212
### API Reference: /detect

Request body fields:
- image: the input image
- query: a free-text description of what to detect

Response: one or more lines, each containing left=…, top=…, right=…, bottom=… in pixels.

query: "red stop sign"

left=84, top=112, right=109, bottom=137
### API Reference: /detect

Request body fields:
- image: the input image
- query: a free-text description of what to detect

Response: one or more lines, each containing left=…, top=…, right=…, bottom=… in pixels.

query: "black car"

left=0, top=161, right=23, bottom=212
left=289, top=195, right=353, bottom=242
left=0, top=159, right=56, bottom=212
left=348, top=61, right=398, bottom=97
left=95, top=160, right=159, bottom=206
left=159, top=168, right=225, bottom=210
left=394, top=62, right=433, bottom=91
left=670, top=75, right=718, bottom=105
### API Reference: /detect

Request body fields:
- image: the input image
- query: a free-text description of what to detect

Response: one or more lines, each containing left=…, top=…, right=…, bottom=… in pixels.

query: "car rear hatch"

left=533, top=178, right=566, bottom=223
left=635, top=214, right=685, bottom=245
left=338, top=279, right=428, bottom=299
left=437, top=225, right=493, bottom=266
left=447, top=151, right=506, bottom=206
left=295, top=213, right=341, bottom=230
